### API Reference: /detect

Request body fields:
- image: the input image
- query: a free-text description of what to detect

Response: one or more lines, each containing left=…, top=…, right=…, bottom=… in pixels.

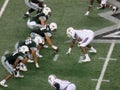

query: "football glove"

left=77, top=41, right=82, bottom=47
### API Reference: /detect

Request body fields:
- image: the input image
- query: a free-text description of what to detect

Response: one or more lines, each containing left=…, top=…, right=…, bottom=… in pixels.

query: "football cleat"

left=14, top=74, right=24, bottom=78
left=27, top=59, right=34, bottom=63
left=81, top=58, right=91, bottom=62
left=89, top=49, right=97, bottom=53
left=35, top=63, right=40, bottom=68
left=0, top=81, right=8, bottom=87
left=19, top=63, right=28, bottom=72
left=36, top=52, right=43, bottom=58
left=43, top=45, right=49, bottom=48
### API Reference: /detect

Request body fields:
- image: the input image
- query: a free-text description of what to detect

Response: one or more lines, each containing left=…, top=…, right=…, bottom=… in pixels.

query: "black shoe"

left=23, top=14, right=29, bottom=18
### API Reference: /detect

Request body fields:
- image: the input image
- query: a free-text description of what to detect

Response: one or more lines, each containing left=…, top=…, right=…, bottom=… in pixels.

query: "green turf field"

left=0, top=0, right=120, bottom=90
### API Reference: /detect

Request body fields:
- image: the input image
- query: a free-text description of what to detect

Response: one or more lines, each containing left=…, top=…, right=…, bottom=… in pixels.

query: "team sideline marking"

left=0, top=0, right=9, bottom=18
left=95, top=42, right=116, bottom=90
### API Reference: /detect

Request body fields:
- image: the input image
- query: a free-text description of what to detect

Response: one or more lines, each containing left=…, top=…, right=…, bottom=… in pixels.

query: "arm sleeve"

left=54, top=83, right=60, bottom=90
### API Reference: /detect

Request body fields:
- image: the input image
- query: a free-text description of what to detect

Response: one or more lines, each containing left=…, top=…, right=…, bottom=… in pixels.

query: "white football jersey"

left=73, top=29, right=94, bottom=40
left=52, top=79, right=71, bottom=89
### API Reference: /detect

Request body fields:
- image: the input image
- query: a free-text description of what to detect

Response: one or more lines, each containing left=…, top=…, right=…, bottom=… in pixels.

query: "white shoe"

left=0, top=81, right=8, bottom=87
left=81, top=58, right=91, bottom=62
left=36, top=52, right=43, bottom=58
left=85, top=11, right=90, bottom=16
left=35, top=63, right=39, bottom=68
left=37, top=54, right=43, bottom=58
left=89, top=49, right=97, bottom=53
left=96, top=6, right=103, bottom=9
left=27, top=59, right=34, bottom=63
left=19, top=63, right=28, bottom=72
left=14, top=74, right=24, bottom=78
left=43, top=45, right=49, bottom=48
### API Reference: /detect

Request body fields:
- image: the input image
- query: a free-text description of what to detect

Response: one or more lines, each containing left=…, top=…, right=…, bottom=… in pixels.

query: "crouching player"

left=30, top=22, right=58, bottom=54
left=66, top=27, right=97, bottom=62
left=0, top=45, right=29, bottom=87
left=15, top=36, right=45, bottom=69
left=48, top=74, right=76, bottom=90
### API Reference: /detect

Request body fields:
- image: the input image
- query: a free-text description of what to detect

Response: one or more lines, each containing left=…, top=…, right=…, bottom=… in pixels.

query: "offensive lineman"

left=0, top=46, right=29, bottom=87
left=66, top=27, right=97, bottom=62
left=30, top=22, right=58, bottom=54
left=48, top=74, right=76, bottom=90
left=27, top=6, right=51, bottom=30
left=15, top=36, right=45, bottom=68
left=24, top=0, right=45, bottom=18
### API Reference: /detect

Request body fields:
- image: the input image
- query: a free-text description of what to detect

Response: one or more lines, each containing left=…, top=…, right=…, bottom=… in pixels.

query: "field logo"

left=93, top=8, right=120, bottom=43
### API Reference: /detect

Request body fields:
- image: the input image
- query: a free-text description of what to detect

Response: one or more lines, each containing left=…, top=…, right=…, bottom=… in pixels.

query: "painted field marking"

left=95, top=42, right=116, bottom=90
left=53, top=54, right=59, bottom=61
left=98, top=57, right=117, bottom=61
left=92, top=79, right=110, bottom=83
left=0, top=0, right=9, bottom=18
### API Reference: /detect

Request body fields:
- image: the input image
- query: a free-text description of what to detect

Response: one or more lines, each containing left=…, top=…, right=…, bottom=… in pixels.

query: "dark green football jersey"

left=30, top=13, right=48, bottom=24
left=5, top=50, right=26, bottom=65
left=31, top=25, right=51, bottom=38
left=30, top=0, right=39, bottom=3
left=18, top=38, right=37, bottom=49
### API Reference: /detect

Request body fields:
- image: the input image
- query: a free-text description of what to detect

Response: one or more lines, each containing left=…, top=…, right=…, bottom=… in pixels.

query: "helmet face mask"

left=43, top=7, right=51, bottom=16
left=48, top=74, right=56, bottom=85
left=49, top=22, right=57, bottom=31
left=19, top=45, right=29, bottom=54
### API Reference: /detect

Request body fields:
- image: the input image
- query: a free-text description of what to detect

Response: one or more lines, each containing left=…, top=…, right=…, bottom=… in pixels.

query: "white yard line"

left=0, top=0, right=9, bottom=18
left=95, top=42, right=116, bottom=90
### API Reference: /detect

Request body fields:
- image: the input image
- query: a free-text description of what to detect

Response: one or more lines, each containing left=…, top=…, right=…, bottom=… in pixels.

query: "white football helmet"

left=66, top=27, right=75, bottom=38
left=49, top=22, right=57, bottom=31
left=42, top=7, right=51, bottom=16
left=48, top=74, right=56, bottom=85
left=33, top=36, right=45, bottom=46
left=19, top=45, right=29, bottom=54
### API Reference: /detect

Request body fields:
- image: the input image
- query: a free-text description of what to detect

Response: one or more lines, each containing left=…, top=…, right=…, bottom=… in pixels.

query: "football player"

left=0, top=45, right=29, bottom=87
left=48, top=74, right=76, bottom=90
left=85, top=0, right=100, bottom=16
left=66, top=27, right=97, bottom=62
left=30, top=22, right=58, bottom=54
left=97, top=0, right=118, bottom=13
left=85, top=0, right=118, bottom=16
left=15, top=36, right=45, bottom=68
left=24, top=0, right=46, bottom=18
left=27, top=6, right=51, bottom=30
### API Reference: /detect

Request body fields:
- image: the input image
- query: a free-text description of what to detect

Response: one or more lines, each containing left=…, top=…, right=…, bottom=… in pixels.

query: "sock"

left=16, top=71, right=20, bottom=76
